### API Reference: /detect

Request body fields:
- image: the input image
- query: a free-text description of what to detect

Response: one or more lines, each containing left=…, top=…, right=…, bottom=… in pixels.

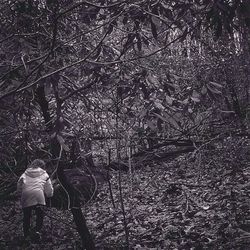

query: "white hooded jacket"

left=17, top=167, right=54, bottom=208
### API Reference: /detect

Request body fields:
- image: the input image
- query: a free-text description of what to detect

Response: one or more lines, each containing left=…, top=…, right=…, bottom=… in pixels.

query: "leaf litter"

left=0, top=137, right=249, bottom=249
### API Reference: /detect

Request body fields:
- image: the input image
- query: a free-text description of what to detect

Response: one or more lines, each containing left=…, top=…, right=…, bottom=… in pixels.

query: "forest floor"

left=0, top=138, right=249, bottom=249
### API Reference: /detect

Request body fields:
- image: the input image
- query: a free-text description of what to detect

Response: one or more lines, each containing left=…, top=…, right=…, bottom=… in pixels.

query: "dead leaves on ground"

left=0, top=138, right=249, bottom=249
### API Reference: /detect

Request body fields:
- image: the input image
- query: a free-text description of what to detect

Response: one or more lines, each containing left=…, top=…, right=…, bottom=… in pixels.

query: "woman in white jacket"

left=17, top=159, right=54, bottom=239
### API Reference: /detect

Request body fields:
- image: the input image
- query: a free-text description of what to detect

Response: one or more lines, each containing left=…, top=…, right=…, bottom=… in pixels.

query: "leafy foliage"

left=0, top=0, right=249, bottom=248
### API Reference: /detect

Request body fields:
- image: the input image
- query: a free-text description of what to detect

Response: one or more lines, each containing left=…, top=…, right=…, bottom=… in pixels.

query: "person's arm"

left=17, top=175, right=24, bottom=195
left=44, top=177, right=54, bottom=197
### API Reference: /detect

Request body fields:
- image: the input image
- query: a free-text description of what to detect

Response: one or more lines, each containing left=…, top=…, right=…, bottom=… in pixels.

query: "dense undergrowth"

left=0, top=136, right=249, bottom=249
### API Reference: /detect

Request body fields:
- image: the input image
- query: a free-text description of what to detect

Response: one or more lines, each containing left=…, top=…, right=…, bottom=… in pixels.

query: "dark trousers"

left=23, top=205, right=44, bottom=237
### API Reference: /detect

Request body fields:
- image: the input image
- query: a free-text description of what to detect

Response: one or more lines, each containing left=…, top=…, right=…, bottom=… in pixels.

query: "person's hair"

left=28, top=159, right=46, bottom=169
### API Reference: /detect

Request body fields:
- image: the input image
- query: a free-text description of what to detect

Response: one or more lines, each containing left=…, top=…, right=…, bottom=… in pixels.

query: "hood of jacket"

left=24, top=167, right=46, bottom=178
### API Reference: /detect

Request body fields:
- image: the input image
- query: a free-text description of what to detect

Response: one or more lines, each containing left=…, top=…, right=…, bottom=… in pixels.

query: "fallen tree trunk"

left=107, top=146, right=196, bottom=171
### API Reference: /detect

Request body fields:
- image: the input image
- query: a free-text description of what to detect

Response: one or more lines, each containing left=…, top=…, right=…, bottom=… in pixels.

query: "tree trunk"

left=56, top=161, right=95, bottom=250
left=71, top=208, right=95, bottom=250
left=35, top=85, right=53, bottom=132
left=36, top=84, right=95, bottom=249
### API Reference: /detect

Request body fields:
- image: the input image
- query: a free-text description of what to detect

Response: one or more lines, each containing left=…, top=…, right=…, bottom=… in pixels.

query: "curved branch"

left=0, top=10, right=125, bottom=100
left=58, top=0, right=126, bottom=19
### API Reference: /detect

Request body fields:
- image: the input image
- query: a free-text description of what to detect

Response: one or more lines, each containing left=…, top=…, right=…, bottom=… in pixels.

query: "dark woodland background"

left=0, top=0, right=249, bottom=249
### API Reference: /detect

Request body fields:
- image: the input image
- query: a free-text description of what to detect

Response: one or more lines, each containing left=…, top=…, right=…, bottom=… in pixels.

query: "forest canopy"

left=0, top=0, right=249, bottom=166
